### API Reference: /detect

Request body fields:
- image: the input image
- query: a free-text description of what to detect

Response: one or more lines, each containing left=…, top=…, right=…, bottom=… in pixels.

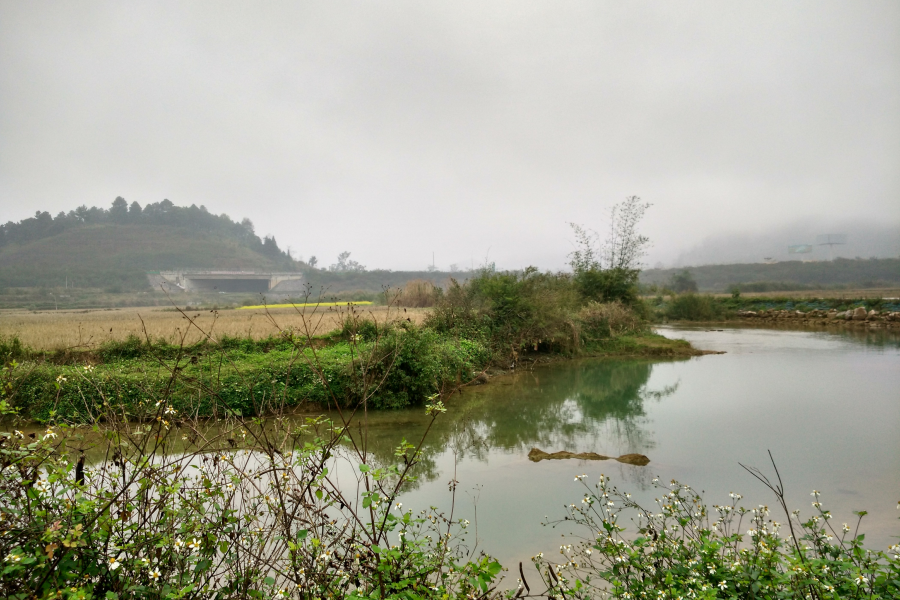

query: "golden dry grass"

left=386, top=280, right=440, bottom=308
left=0, top=305, right=430, bottom=351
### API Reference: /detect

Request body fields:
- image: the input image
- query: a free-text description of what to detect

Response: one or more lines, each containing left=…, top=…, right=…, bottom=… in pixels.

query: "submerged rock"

left=527, top=447, right=650, bottom=466
left=616, top=453, right=652, bottom=466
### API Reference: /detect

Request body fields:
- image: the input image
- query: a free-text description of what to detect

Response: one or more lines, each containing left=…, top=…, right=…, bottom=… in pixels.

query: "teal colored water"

left=351, top=326, right=900, bottom=569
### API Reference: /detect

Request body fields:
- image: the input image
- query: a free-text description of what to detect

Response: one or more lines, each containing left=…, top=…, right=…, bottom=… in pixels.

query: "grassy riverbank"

left=650, top=292, right=900, bottom=322
left=0, top=328, right=694, bottom=423
left=2, top=272, right=897, bottom=599
left=1, top=268, right=701, bottom=423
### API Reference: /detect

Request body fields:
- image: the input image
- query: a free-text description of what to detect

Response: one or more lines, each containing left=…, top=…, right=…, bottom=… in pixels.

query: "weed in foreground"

left=534, top=457, right=899, bottom=599
left=0, top=294, right=506, bottom=599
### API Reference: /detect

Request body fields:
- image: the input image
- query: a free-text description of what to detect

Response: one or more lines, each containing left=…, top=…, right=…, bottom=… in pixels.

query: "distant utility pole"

left=817, top=234, right=847, bottom=261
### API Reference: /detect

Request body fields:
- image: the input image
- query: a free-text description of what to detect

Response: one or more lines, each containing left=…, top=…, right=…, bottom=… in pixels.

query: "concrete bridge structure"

left=150, top=271, right=304, bottom=293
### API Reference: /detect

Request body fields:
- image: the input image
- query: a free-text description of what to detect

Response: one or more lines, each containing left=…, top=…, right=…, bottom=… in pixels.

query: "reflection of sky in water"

left=348, top=325, right=900, bottom=572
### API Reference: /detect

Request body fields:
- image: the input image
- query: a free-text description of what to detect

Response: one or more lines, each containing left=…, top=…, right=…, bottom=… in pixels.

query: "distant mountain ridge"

left=0, top=199, right=299, bottom=291
left=670, top=220, right=900, bottom=267
left=641, top=258, right=900, bottom=292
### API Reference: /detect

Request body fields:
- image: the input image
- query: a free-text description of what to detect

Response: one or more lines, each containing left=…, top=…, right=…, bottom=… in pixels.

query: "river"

left=349, top=325, right=900, bottom=569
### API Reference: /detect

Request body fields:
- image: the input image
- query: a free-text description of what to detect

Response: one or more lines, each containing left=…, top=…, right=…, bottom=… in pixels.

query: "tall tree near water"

left=569, top=195, right=651, bottom=304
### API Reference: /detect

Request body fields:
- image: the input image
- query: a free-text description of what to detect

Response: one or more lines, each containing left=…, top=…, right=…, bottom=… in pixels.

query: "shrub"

left=365, top=326, right=490, bottom=409
left=668, top=269, right=698, bottom=293
left=423, top=278, right=484, bottom=342
left=427, top=268, right=581, bottom=360
left=537, top=474, right=899, bottom=599
left=97, top=334, right=147, bottom=361
left=664, top=293, right=723, bottom=321
left=577, top=301, right=645, bottom=343
left=0, top=335, right=27, bottom=362
left=0, top=415, right=502, bottom=599
left=573, top=267, right=640, bottom=306
left=0, top=305, right=503, bottom=599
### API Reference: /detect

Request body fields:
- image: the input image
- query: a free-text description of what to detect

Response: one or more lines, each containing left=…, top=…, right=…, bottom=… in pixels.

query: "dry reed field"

left=0, top=305, right=430, bottom=351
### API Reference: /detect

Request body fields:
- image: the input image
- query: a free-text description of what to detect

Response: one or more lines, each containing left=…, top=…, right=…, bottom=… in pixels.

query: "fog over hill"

left=2, top=3, right=898, bottom=273
left=669, top=220, right=900, bottom=268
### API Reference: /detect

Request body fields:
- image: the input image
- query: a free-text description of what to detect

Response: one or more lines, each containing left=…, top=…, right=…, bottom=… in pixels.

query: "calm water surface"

left=350, top=325, right=900, bottom=568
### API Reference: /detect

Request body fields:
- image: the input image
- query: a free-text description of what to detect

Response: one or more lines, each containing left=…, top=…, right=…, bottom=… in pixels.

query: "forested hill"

left=0, top=198, right=299, bottom=290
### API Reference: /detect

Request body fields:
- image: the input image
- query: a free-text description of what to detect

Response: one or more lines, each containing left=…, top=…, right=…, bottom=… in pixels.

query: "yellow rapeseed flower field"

left=237, top=301, right=373, bottom=310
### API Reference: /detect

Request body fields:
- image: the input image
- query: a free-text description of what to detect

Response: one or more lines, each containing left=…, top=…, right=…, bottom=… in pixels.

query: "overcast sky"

left=2, top=1, right=898, bottom=270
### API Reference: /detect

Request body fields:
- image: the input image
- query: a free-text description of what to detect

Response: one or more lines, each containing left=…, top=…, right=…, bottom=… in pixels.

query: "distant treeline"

left=640, top=258, right=900, bottom=292
left=0, top=197, right=292, bottom=262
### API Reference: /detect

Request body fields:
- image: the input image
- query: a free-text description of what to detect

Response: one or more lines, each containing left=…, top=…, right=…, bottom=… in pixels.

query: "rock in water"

left=527, top=448, right=610, bottom=461
left=527, top=447, right=649, bottom=466
left=616, top=453, right=651, bottom=466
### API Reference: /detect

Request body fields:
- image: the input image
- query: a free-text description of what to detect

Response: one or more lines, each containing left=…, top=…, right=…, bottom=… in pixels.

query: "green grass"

left=2, top=268, right=705, bottom=422
left=584, top=332, right=702, bottom=357
left=3, top=325, right=697, bottom=422
left=5, top=326, right=492, bottom=421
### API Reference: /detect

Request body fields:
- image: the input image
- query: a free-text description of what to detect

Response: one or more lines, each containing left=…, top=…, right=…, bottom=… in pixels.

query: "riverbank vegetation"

left=1, top=196, right=701, bottom=422
left=2, top=197, right=897, bottom=597
left=0, top=266, right=694, bottom=422
left=650, top=292, right=900, bottom=322
left=540, top=469, right=899, bottom=599
left=0, top=357, right=507, bottom=599
left=2, top=340, right=896, bottom=599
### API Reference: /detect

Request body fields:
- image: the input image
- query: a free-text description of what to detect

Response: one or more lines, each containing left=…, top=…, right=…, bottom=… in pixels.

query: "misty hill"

left=641, top=258, right=900, bottom=292
left=0, top=199, right=298, bottom=291
left=670, top=220, right=900, bottom=267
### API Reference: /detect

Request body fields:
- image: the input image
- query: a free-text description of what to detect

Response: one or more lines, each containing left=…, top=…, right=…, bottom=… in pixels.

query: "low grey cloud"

left=1, top=1, right=898, bottom=270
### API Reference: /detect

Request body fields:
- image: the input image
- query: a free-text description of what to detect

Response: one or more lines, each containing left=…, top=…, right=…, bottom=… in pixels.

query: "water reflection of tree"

left=338, top=359, right=679, bottom=490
